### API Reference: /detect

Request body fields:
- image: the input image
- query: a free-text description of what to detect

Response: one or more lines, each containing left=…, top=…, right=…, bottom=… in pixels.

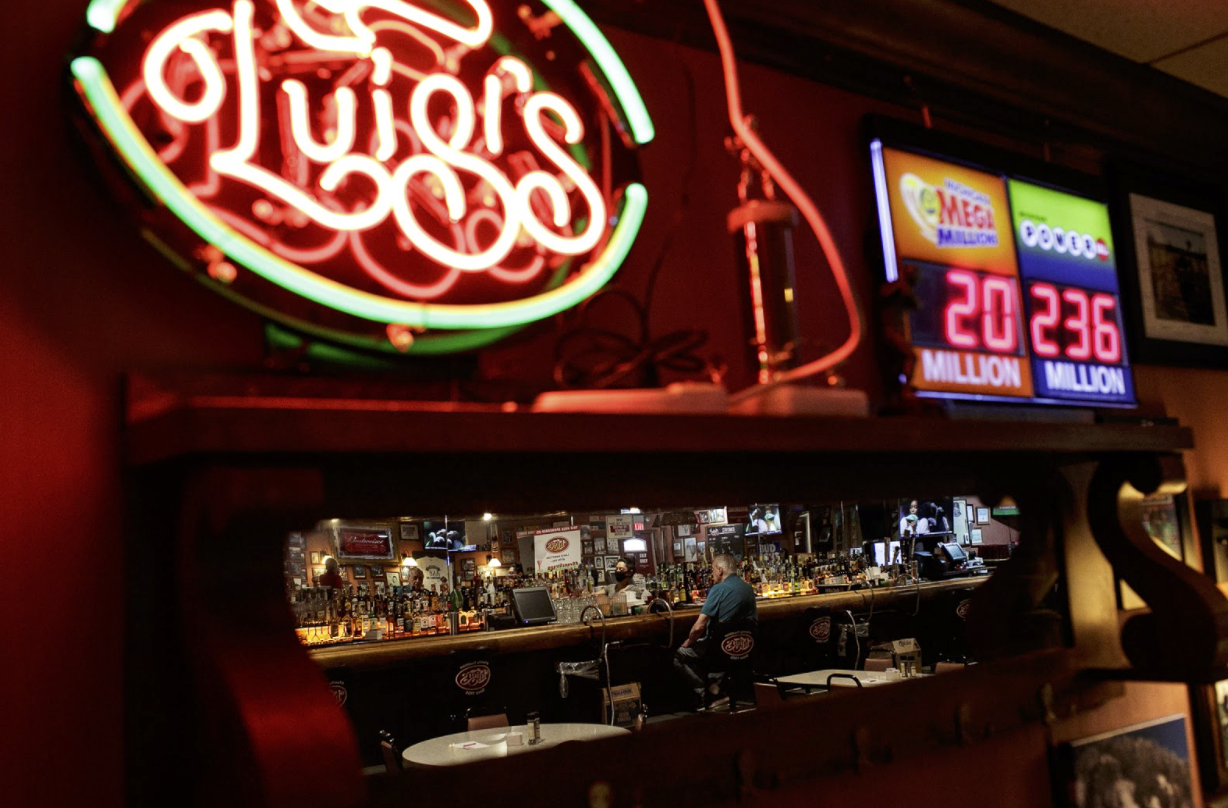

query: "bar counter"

left=309, top=577, right=986, bottom=671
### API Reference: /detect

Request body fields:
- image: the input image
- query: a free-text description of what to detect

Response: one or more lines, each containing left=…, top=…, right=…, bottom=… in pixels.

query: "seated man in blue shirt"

left=673, top=553, right=757, bottom=710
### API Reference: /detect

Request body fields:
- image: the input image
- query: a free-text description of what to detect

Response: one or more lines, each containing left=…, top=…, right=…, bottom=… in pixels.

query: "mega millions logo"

left=900, top=173, right=999, bottom=249
left=69, top=0, right=652, bottom=355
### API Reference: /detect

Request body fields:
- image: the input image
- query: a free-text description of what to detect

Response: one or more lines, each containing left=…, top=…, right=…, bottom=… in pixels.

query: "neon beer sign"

left=70, top=0, right=652, bottom=355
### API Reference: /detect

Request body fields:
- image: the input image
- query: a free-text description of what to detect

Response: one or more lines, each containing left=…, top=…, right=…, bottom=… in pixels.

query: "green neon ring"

left=84, top=0, right=654, bottom=145
left=72, top=55, right=648, bottom=331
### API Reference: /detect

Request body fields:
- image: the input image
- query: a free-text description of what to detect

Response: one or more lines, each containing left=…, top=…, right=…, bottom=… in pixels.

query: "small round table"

left=403, top=722, right=630, bottom=767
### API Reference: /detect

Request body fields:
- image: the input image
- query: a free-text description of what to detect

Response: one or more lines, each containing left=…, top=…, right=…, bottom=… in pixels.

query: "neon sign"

left=70, top=0, right=652, bottom=356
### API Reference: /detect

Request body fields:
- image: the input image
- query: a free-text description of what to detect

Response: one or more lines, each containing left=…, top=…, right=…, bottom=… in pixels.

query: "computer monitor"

left=509, top=586, right=557, bottom=626
left=942, top=542, right=968, bottom=564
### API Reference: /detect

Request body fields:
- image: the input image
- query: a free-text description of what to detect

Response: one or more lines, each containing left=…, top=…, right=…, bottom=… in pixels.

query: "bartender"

left=606, top=556, right=646, bottom=599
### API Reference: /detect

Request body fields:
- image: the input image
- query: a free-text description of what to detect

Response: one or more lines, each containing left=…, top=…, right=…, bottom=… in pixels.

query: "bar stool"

left=706, top=618, right=759, bottom=712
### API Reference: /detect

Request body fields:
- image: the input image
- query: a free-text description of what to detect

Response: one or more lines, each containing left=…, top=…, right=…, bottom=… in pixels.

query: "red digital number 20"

left=944, top=270, right=1018, bottom=353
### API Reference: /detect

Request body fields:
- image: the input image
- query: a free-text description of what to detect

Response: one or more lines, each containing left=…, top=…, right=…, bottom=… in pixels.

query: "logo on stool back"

left=720, top=631, right=754, bottom=660
left=456, top=662, right=492, bottom=695
left=809, top=616, right=832, bottom=643
left=329, top=680, right=348, bottom=707
left=955, top=598, right=972, bottom=620
left=545, top=536, right=569, bottom=554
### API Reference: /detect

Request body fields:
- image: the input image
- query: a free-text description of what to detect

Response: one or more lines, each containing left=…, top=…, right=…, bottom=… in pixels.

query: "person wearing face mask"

left=605, top=556, right=645, bottom=599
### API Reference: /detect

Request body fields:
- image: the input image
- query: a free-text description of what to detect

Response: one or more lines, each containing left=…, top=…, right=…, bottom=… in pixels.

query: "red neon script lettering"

left=137, top=0, right=607, bottom=287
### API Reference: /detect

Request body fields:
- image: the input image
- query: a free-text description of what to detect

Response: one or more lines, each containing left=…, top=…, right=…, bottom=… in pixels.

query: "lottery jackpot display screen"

left=870, top=136, right=1136, bottom=408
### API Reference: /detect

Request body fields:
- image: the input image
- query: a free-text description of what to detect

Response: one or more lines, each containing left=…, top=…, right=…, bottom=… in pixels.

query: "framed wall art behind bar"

left=1111, top=164, right=1228, bottom=367
left=1192, top=679, right=1228, bottom=797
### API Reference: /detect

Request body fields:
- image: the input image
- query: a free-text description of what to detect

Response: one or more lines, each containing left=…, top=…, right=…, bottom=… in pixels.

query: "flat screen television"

left=745, top=504, right=782, bottom=536
left=869, top=118, right=1136, bottom=409
left=510, top=586, right=557, bottom=626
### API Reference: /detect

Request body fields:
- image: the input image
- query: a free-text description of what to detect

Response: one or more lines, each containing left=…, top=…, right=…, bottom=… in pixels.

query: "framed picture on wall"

left=970, top=529, right=983, bottom=545
left=1055, top=715, right=1193, bottom=808
left=310, top=551, right=321, bottom=564
left=594, top=538, right=606, bottom=555
left=975, top=507, right=990, bottom=524
left=1191, top=679, right=1228, bottom=796
left=1196, top=499, right=1228, bottom=584
left=386, top=572, right=401, bottom=587
left=1112, top=164, right=1228, bottom=367
left=400, top=523, right=420, bottom=541
left=370, top=565, right=384, bottom=578
left=353, top=565, right=366, bottom=579
left=1140, top=492, right=1186, bottom=562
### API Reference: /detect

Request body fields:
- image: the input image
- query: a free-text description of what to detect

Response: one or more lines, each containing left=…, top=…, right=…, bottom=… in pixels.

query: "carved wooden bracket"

left=1087, top=454, right=1228, bottom=681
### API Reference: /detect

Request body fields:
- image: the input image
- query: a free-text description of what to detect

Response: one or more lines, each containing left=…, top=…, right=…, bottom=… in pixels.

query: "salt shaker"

left=528, top=711, right=541, bottom=745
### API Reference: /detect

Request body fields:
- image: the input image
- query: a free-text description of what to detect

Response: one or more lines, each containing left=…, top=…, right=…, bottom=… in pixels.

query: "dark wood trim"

left=124, top=402, right=1193, bottom=465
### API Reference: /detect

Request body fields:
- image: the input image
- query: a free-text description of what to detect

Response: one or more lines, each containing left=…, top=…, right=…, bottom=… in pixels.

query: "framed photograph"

left=462, top=558, right=476, bottom=574
left=975, top=507, right=990, bottom=524
left=672, top=541, right=683, bottom=557
left=677, top=524, right=692, bottom=538
left=386, top=571, right=401, bottom=587
left=310, top=551, right=321, bottom=564
left=1196, top=499, right=1228, bottom=583
left=1112, top=163, right=1228, bottom=367
left=400, top=523, right=420, bottom=542
left=370, top=565, right=384, bottom=577
left=1057, top=715, right=1192, bottom=807
left=1192, top=679, right=1228, bottom=796
left=970, top=528, right=983, bottom=545
left=353, top=565, right=367, bottom=579
left=952, top=499, right=969, bottom=544
left=1140, top=492, right=1185, bottom=562
left=604, top=555, right=619, bottom=571
left=594, top=538, right=606, bottom=555
left=582, top=540, right=594, bottom=555
left=501, top=528, right=516, bottom=547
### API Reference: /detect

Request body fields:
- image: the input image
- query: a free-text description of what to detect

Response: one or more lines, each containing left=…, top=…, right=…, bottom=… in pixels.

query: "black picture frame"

left=1110, top=162, right=1228, bottom=368
left=1191, top=680, right=1228, bottom=797
left=1196, top=498, right=1228, bottom=584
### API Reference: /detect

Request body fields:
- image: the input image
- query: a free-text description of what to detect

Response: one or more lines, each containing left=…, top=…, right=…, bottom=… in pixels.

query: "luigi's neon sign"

left=71, top=0, right=652, bottom=355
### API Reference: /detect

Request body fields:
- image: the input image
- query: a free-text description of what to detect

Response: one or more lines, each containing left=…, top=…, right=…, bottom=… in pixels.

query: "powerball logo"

left=900, top=173, right=999, bottom=248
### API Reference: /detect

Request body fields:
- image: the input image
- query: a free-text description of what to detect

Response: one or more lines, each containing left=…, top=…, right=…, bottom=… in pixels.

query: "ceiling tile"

left=1153, top=36, right=1228, bottom=98
left=987, top=0, right=1228, bottom=63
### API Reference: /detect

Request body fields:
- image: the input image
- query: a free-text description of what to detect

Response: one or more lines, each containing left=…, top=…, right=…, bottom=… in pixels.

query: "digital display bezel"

left=867, top=116, right=1137, bottom=409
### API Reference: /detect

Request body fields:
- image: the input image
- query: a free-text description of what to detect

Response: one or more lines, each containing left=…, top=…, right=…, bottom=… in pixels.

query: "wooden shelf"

left=123, top=388, right=1192, bottom=466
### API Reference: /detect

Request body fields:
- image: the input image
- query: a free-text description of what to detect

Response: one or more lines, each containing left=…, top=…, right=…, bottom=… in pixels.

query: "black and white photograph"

left=1061, top=715, right=1192, bottom=808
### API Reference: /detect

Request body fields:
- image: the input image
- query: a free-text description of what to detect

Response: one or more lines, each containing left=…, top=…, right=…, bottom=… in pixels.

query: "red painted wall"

left=2, top=4, right=1224, bottom=807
